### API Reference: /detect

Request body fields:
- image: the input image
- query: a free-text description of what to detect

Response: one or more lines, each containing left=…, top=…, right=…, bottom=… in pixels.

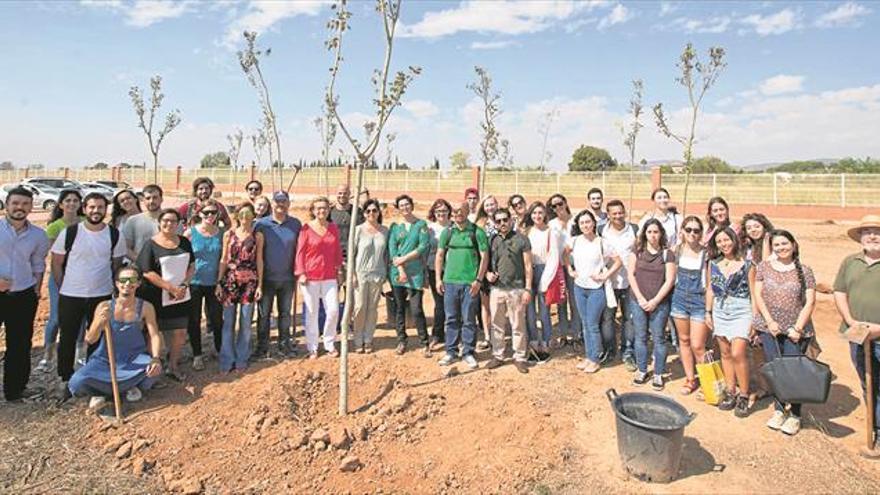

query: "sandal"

left=680, top=378, right=699, bottom=396
left=165, top=369, right=187, bottom=382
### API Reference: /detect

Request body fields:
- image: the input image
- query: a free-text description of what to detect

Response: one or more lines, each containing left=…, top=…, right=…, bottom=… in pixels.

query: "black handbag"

left=760, top=335, right=831, bottom=404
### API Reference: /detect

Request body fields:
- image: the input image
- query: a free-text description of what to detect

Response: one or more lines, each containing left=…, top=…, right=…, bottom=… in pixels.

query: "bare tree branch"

left=129, top=75, right=181, bottom=183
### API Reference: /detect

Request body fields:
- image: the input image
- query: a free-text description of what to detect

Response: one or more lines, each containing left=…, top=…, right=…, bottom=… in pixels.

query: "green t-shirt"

left=388, top=218, right=429, bottom=289
left=438, top=221, right=489, bottom=285
left=833, top=252, right=880, bottom=332
left=45, top=217, right=81, bottom=241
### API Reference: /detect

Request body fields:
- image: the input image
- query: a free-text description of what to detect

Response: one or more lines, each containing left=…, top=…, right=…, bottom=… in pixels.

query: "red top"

left=295, top=222, right=343, bottom=281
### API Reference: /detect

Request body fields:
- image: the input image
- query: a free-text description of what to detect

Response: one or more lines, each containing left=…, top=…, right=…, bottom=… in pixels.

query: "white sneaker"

left=463, top=354, right=478, bottom=369
left=88, top=395, right=107, bottom=411
left=74, top=344, right=86, bottom=369
left=35, top=358, right=52, bottom=373
left=780, top=415, right=801, bottom=436
left=766, top=410, right=786, bottom=430
left=438, top=354, right=457, bottom=366
left=192, top=355, right=205, bottom=371
left=125, top=387, right=143, bottom=403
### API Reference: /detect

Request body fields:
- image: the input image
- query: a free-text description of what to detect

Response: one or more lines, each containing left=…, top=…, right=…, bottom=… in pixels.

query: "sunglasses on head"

left=684, top=227, right=702, bottom=234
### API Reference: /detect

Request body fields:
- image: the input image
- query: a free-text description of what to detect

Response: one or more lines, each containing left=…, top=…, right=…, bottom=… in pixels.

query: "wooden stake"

left=103, top=323, right=124, bottom=424
left=866, top=341, right=875, bottom=451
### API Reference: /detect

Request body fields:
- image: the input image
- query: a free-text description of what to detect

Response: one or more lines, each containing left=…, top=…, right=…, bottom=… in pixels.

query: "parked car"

left=0, top=182, right=61, bottom=211
left=93, top=180, right=144, bottom=198
left=21, top=177, right=113, bottom=201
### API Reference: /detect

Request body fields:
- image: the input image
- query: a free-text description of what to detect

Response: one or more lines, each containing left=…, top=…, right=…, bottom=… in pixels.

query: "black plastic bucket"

left=606, top=388, right=696, bottom=483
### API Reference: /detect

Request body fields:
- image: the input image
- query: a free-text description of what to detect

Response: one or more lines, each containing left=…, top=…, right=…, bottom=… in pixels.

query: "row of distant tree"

left=3, top=153, right=876, bottom=174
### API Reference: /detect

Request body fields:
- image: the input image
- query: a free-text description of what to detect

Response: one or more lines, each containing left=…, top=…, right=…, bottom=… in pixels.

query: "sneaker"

left=860, top=439, right=880, bottom=459
left=354, top=346, right=365, bottom=354
left=486, top=358, right=504, bottom=370
left=734, top=395, right=751, bottom=418
left=598, top=350, right=612, bottom=365
left=476, top=340, right=490, bottom=352
left=514, top=361, right=529, bottom=374
left=328, top=349, right=340, bottom=358
left=652, top=374, right=665, bottom=391
left=125, top=387, right=143, bottom=403
left=88, top=395, right=108, bottom=411
left=395, top=342, right=406, bottom=355
left=718, top=392, right=737, bottom=411
left=192, top=356, right=205, bottom=371
left=623, top=355, right=637, bottom=372
left=35, top=358, right=52, bottom=373
left=423, top=345, right=432, bottom=358
left=364, top=344, right=373, bottom=354
left=309, top=351, right=319, bottom=360
left=74, top=346, right=86, bottom=369
left=766, top=410, right=786, bottom=430
left=55, top=381, right=72, bottom=402
left=632, top=370, right=649, bottom=385
left=582, top=359, right=600, bottom=374
left=576, top=360, right=589, bottom=370
left=780, top=415, right=801, bottom=435
left=438, top=354, right=457, bottom=366
left=462, top=354, right=479, bottom=370
left=249, top=349, right=270, bottom=363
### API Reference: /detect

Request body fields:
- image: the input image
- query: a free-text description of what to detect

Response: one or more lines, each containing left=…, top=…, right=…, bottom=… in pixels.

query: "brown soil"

left=2, top=215, right=879, bottom=493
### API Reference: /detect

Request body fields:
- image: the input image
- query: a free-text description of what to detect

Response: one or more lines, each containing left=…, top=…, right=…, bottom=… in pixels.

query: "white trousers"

left=302, top=279, right=340, bottom=352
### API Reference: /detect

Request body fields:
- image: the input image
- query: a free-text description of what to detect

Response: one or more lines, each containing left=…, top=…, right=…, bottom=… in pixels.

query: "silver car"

left=0, top=182, right=62, bottom=211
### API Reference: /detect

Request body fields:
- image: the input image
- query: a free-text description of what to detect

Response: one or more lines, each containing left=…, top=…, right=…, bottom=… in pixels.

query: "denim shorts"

left=670, top=267, right=705, bottom=323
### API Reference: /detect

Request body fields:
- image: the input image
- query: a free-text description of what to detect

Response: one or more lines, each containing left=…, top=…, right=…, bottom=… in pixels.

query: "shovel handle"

left=605, top=388, right=618, bottom=403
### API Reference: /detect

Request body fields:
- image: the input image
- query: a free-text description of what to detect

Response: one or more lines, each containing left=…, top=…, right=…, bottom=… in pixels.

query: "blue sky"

left=1, top=0, right=878, bottom=170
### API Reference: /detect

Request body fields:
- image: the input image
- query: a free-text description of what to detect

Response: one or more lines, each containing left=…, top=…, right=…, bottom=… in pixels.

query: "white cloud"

left=399, top=0, right=607, bottom=38
left=759, top=74, right=805, bottom=96
left=597, top=4, right=632, bottom=30
left=673, top=15, right=731, bottom=34
left=659, top=2, right=678, bottom=17
left=470, top=40, right=517, bottom=50
left=222, top=0, right=326, bottom=47
left=403, top=100, right=440, bottom=119
left=740, top=8, right=799, bottom=36
left=80, top=0, right=194, bottom=28
left=815, top=2, right=872, bottom=28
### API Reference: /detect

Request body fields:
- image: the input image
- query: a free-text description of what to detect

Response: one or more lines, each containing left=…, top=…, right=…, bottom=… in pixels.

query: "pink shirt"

left=295, top=223, right=342, bottom=281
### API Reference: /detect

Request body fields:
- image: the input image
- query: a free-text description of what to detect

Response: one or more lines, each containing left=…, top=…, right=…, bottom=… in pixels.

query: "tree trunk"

left=339, top=158, right=365, bottom=415
left=153, top=154, right=159, bottom=185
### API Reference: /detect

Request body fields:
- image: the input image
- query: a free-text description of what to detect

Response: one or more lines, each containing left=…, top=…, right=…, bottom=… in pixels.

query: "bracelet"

left=150, top=357, right=161, bottom=365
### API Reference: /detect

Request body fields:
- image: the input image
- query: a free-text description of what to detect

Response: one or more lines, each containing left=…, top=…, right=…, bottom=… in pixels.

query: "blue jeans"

left=43, top=276, right=85, bottom=349
left=258, top=280, right=295, bottom=351
left=220, top=303, right=254, bottom=372
left=573, top=285, right=606, bottom=362
left=602, top=288, right=633, bottom=359
left=630, top=297, right=671, bottom=375
left=527, top=264, right=553, bottom=344
left=557, top=271, right=582, bottom=338
left=443, top=283, right=478, bottom=357
left=760, top=332, right=811, bottom=416
left=850, top=340, right=880, bottom=435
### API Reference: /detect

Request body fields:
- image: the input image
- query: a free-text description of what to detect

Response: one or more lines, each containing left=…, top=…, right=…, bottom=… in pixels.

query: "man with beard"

left=51, top=192, right=128, bottom=398
left=330, top=183, right=363, bottom=263
left=245, top=180, right=263, bottom=205
left=122, top=184, right=163, bottom=262
left=587, top=187, right=608, bottom=230
left=0, top=187, right=49, bottom=402
left=178, top=177, right=232, bottom=229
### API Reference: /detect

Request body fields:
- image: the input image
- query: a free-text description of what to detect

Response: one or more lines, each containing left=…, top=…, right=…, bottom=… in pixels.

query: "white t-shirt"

left=52, top=224, right=128, bottom=297
left=638, top=211, right=683, bottom=247
left=566, top=235, right=616, bottom=290
left=122, top=212, right=159, bottom=261
left=527, top=226, right=562, bottom=292
left=601, top=223, right=637, bottom=290
left=549, top=217, right=574, bottom=245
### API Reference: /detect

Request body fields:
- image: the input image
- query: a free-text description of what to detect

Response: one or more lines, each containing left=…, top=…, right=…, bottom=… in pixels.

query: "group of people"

left=1, top=177, right=879, bottom=457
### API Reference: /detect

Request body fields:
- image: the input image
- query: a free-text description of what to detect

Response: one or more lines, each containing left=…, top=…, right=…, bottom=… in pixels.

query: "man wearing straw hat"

left=834, top=214, right=880, bottom=459
left=69, top=265, right=163, bottom=414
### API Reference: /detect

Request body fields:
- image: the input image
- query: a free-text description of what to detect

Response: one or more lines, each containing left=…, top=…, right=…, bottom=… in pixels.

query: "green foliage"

left=768, top=157, right=880, bottom=174
left=568, top=145, right=617, bottom=172
left=690, top=156, right=739, bottom=173
left=450, top=151, right=471, bottom=170
left=0, top=161, right=14, bottom=170
left=200, top=151, right=231, bottom=169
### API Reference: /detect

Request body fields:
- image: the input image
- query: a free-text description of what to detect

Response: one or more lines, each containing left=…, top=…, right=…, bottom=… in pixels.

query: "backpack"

left=598, top=222, right=638, bottom=238
left=439, top=224, right=481, bottom=277
left=62, top=224, right=121, bottom=275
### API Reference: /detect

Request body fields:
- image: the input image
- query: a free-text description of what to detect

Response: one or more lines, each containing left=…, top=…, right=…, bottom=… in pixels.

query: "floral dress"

left=218, top=231, right=258, bottom=305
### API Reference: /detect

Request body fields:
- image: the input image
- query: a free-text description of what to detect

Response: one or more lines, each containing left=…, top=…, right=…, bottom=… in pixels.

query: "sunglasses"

left=238, top=210, right=255, bottom=218
left=494, top=217, right=510, bottom=223
left=117, top=276, right=139, bottom=285
left=512, top=201, right=525, bottom=208
left=247, top=187, right=262, bottom=192
left=434, top=209, right=449, bottom=214
left=201, top=210, right=219, bottom=216
left=684, top=227, right=702, bottom=234
left=397, top=203, right=412, bottom=209
left=551, top=202, right=565, bottom=208
left=365, top=208, right=379, bottom=214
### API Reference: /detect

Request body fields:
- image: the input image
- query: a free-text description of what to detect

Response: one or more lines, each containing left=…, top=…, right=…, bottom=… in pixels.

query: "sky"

left=1, top=0, right=878, bottom=171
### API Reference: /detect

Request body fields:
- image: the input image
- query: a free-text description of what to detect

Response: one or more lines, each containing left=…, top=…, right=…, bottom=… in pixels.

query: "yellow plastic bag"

left=696, top=351, right=725, bottom=405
